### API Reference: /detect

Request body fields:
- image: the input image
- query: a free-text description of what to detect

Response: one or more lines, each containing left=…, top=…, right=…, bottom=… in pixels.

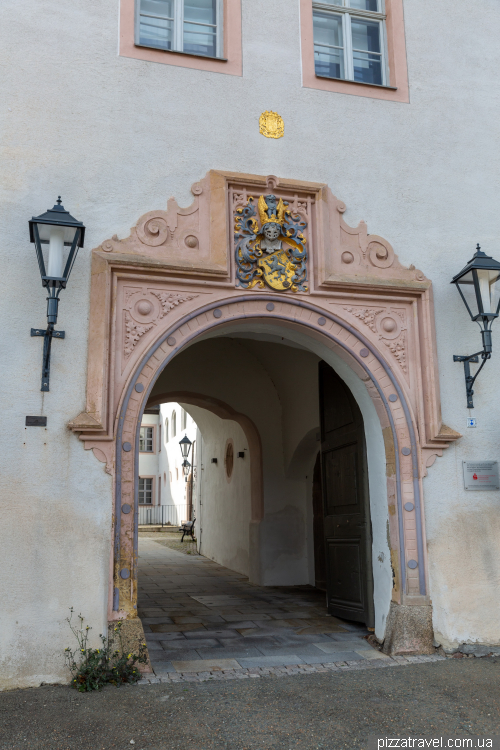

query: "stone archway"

left=69, top=170, right=461, bottom=653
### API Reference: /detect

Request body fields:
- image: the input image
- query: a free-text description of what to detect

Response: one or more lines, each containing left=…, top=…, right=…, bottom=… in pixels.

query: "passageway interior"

left=137, top=328, right=385, bottom=668
left=138, top=537, right=381, bottom=676
left=148, top=332, right=326, bottom=587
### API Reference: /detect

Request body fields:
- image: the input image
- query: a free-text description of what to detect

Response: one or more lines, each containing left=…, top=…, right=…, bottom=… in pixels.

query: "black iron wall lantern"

left=29, top=197, right=85, bottom=391
left=179, top=434, right=192, bottom=459
left=182, top=459, right=191, bottom=481
left=452, top=244, right=500, bottom=408
left=179, top=434, right=193, bottom=482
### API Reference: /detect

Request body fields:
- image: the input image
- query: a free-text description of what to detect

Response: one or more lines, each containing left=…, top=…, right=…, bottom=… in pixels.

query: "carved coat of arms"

left=234, top=194, right=308, bottom=293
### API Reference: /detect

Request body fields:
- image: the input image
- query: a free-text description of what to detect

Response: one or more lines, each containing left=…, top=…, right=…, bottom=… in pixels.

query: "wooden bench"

left=180, top=517, right=196, bottom=542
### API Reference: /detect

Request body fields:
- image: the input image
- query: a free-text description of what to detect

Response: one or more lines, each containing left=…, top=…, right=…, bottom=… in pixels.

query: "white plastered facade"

left=1, top=0, right=500, bottom=689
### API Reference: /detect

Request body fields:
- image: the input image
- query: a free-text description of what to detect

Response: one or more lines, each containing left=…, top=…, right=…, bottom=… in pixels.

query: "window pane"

left=140, top=478, right=153, bottom=504
left=349, top=0, right=379, bottom=11
left=140, top=426, right=154, bottom=452
left=313, top=13, right=345, bottom=79
left=352, top=51, right=382, bottom=84
left=183, top=0, right=217, bottom=56
left=141, top=0, right=173, bottom=15
left=139, top=0, right=173, bottom=49
left=183, top=26, right=216, bottom=56
left=351, top=18, right=381, bottom=53
left=139, top=477, right=152, bottom=504
left=184, top=0, right=216, bottom=25
left=314, top=12, right=343, bottom=47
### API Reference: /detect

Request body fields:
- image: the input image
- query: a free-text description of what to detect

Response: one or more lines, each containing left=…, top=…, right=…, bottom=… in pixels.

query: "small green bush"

left=64, top=608, right=148, bottom=692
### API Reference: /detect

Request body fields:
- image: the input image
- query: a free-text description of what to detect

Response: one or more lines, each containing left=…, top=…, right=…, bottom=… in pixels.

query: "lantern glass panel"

left=477, top=269, right=500, bottom=316
left=36, top=223, right=80, bottom=280
left=456, top=270, right=480, bottom=320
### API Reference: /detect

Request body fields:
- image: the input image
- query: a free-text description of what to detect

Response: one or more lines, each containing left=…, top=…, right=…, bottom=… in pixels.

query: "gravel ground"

left=1, top=658, right=499, bottom=749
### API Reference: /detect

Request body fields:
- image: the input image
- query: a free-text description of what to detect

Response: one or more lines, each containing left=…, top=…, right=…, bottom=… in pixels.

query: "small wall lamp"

left=179, top=434, right=192, bottom=459
left=452, top=244, right=500, bottom=408
left=182, top=459, right=191, bottom=481
left=29, top=198, right=85, bottom=391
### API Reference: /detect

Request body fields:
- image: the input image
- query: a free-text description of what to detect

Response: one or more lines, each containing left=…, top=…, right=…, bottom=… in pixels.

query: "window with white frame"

left=164, top=417, right=169, bottom=443
left=139, top=477, right=153, bottom=504
left=139, top=426, right=154, bottom=452
left=137, top=0, right=223, bottom=59
left=181, top=408, right=187, bottom=431
left=313, top=0, right=387, bottom=86
left=171, top=411, right=177, bottom=438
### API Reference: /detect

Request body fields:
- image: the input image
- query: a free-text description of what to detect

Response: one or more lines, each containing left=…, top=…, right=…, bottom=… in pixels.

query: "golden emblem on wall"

left=259, top=111, right=284, bottom=139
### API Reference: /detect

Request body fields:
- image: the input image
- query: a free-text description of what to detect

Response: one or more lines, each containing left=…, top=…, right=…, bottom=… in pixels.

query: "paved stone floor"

left=138, top=538, right=399, bottom=680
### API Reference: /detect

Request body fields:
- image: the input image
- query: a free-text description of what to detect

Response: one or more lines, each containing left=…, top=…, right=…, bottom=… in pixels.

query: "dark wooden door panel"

left=312, top=453, right=327, bottom=591
left=324, top=443, right=359, bottom=514
left=319, top=361, right=374, bottom=628
left=327, top=540, right=364, bottom=611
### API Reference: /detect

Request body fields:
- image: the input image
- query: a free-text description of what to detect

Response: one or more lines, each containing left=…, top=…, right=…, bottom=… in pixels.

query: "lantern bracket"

left=31, top=325, right=66, bottom=392
left=453, top=351, right=489, bottom=409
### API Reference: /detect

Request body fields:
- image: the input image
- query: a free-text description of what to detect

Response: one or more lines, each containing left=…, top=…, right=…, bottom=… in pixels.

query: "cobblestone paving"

left=138, top=538, right=444, bottom=684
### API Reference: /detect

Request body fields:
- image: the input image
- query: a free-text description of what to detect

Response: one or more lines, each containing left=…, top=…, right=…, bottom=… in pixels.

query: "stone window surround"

left=300, top=0, right=409, bottom=102
left=120, top=0, right=243, bottom=76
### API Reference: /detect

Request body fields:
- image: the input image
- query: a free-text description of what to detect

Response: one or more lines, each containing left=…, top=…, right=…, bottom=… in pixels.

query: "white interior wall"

left=185, top=406, right=252, bottom=576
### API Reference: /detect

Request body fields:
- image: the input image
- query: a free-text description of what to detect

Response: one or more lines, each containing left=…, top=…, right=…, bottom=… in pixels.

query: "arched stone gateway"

left=69, top=171, right=460, bottom=655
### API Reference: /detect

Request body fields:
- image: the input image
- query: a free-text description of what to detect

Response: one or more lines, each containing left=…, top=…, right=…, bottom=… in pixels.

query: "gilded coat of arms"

left=234, top=194, right=308, bottom=293
left=259, top=111, right=284, bottom=139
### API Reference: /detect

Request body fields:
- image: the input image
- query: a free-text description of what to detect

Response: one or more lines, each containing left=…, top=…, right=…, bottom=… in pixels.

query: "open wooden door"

left=319, top=361, right=374, bottom=627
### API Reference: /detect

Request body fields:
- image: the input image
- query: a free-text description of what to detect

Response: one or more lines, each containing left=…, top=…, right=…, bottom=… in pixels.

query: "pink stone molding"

left=120, top=0, right=242, bottom=76
left=300, top=0, right=409, bottom=103
left=67, top=170, right=460, bottom=620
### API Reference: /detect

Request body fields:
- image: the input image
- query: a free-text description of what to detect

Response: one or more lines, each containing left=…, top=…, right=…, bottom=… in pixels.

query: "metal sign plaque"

left=463, top=461, right=500, bottom=491
left=25, top=416, right=47, bottom=427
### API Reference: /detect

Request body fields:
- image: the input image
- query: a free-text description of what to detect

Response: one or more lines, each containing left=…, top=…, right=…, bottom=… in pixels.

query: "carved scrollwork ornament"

left=367, top=240, right=394, bottom=269
left=136, top=213, right=170, bottom=247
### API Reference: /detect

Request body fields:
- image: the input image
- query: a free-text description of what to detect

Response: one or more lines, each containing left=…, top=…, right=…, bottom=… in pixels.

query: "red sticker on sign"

left=473, top=473, right=478, bottom=480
